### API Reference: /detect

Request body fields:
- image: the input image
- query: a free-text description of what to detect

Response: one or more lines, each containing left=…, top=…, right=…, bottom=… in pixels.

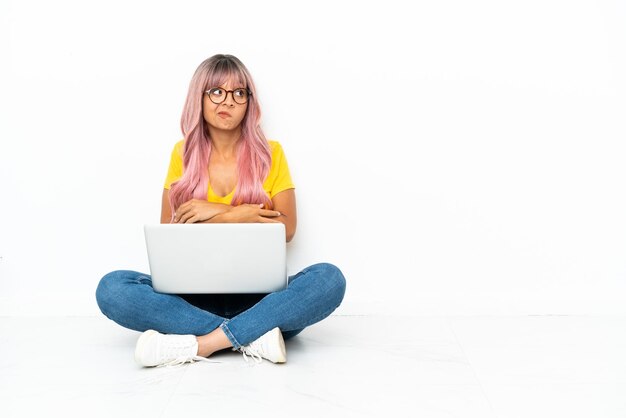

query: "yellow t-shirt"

left=163, top=139, right=295, bottom=205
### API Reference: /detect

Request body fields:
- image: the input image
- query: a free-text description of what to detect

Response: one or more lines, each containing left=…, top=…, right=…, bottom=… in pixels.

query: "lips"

left=217, top=112, right=231, bottom=118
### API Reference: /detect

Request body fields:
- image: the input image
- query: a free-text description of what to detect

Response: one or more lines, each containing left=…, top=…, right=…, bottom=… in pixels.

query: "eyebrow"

left=215, top=85, right=246, bottom=89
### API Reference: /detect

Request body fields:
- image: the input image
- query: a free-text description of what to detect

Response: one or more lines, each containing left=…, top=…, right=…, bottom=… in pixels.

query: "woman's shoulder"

left=171, top=139, right=185, bottom=157
left=267, top=139, right=284, bottom=155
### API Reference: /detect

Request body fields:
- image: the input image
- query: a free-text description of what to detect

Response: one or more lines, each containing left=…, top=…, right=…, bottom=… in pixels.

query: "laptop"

left=144, top=223, right=287, bottom=294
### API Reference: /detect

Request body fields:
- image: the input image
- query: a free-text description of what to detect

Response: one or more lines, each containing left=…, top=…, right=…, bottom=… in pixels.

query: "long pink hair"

left=169, top=54, right=272, bottom=218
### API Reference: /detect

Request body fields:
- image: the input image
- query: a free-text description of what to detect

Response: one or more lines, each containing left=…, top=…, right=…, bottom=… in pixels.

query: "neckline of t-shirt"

left=208, top=183, right=235, bottom=199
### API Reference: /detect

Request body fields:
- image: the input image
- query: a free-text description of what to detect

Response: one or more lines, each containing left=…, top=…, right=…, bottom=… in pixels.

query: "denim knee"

left=95, top=270, right=125, bottom=316
left=312, top=262, right=346, bottom=306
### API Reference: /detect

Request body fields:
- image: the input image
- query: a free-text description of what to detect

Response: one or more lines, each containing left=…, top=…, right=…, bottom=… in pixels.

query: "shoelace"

left=240, top=345, right=264, bottom=364
left=157, top=355, right=216, bottom=368
left=155, top=337, right=218, bottom=368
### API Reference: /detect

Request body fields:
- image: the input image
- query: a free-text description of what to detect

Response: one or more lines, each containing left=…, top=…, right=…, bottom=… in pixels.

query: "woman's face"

left=203, top=80, right=248, bottom=134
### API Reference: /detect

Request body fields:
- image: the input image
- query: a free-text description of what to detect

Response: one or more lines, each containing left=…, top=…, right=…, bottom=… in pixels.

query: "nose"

left=222, top=91, right=236, bottom=106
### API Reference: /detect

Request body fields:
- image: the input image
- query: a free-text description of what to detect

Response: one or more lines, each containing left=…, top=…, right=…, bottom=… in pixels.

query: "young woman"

left=95, top=54, right=346, bottom=367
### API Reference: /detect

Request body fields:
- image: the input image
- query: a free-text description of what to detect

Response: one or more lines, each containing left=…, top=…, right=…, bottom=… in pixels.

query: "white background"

left=0, top=0, right=625, bottom=316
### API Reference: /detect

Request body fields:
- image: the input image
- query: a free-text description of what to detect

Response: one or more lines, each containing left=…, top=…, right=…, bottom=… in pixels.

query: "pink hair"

left=169, top=54, right=272, bottom=218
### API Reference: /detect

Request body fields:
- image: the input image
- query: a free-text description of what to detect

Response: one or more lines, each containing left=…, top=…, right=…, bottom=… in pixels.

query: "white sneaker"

left=134, top=329, right=212, bottom=367
left=240, top=327, right=287, bottom=364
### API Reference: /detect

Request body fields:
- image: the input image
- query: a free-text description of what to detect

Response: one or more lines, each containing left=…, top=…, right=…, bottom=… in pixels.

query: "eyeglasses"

left=205, top=87, right=251, bottom=105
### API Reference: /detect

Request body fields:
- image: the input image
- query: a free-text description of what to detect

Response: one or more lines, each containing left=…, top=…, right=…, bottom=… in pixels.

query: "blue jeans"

left=95, top=263, right=346, bottom=349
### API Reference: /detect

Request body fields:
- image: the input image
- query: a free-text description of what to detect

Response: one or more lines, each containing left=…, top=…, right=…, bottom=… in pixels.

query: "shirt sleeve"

left=268, top=141, right=295, bottom=198
left=163, top=141, right=184, bottom=190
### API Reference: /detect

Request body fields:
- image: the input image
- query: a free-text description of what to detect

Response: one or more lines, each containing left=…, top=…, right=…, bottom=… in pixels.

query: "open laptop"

left=144, top=223, right=287, bottom=294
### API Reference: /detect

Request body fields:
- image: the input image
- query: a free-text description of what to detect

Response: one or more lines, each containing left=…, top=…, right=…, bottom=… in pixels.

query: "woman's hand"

left=173, top=199, right=231, bottom=224
left=218, top=203, right=282, bottom=224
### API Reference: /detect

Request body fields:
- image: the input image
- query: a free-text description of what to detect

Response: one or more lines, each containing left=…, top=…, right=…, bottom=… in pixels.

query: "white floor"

left=1, top=315, right=625, bottom=418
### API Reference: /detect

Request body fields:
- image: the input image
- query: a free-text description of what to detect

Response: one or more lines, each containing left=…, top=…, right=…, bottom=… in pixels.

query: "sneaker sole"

left=134, top=329, right=159, bottom=367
